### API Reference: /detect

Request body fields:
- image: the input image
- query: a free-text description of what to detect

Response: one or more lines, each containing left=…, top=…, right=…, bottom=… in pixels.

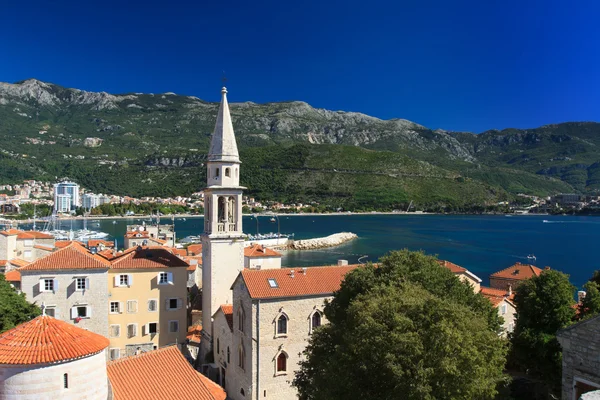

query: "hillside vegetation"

left=0, top=79, right=595, bottom=210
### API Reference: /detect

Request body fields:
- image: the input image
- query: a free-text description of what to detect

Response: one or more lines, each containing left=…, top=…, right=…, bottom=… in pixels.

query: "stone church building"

left=198, top=87, right=358, bottom=400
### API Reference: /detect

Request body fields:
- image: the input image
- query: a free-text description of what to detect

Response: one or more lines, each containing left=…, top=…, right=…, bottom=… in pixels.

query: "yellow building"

left=106, top=247, right=189, bottom=360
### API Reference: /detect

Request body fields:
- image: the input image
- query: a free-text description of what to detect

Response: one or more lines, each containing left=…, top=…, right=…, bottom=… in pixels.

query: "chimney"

left=302, top=267, right=307, bottom=275
left=508, top=285, right=512, bottom=296
left=338, top=259, right=349, bottom=266
left=290, top=269, right=295, bottom=278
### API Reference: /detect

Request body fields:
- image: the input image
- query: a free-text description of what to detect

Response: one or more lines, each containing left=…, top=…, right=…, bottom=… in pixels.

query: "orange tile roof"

left=187, top=244, right=202, bottom=256
left=16, top=231, right=54, bottom=239
left=220, top=304, right=233, bottom=331
left=0, top=316, right=109, bottom=365
left=8, top=259, right=30, bottom=268
left=240, top=265, right=359, bottom=299
left=490, top=262, right=543, bottom=281
left=33, top=244, right=54, bottom=252
left=55, top=240, right=85, bottom=248
left=125, top=231, right=150, bottom=238
left=0, top=229, right=20, bottom=236
left=97, top=249, right=117, bottom=260
left=480, top=286, right=514, bottom=307
left=244, top=244, right=281, bottom=258
left=107, top=345, right=226, bottom=400
left=19, top=242, right=111, bottom=271
left=187, top=326, right=202, bottom=343
left=183, top=256, right=202, bottom=271
left=4, top=270, right=20, bottom=282
left=149, top=237, right=168, bottom=245
left=0, top=260, right=7, bottom=266
left=110, top=247, right=189, bottom=269
left=437, top=259, right=466, bottom=273
left=170, top=248, right=187, bottom=257
left=87, top=239, right=115, bottom=248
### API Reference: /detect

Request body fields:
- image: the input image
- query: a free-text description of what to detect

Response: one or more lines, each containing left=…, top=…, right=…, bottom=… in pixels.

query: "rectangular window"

left=109, top=324, right=120, bottom=338
left=169, top=298, right=178, bottom=310
left=110, top=301, right=121, bottom=314
left=23, top=239, right=33, bottom=247
left=127, top=323, right=137, bottom=338
left=127, top=300, right=138, bottom=313
left=76, top=306, right=88, bottom=318
left=169, top=320, right=179, bottom=333
left=148, top=322, right=158, bottom=334
left=76, top=277, right=87, bottom=291
left=158, top=272, right=169, bottom=285
left=43, top=278, right=54, bottom=292
left=148, top=299, right=157, bottom=312
left=45, top=307, right=56, bottom=318
left=24, top=250, right=32, bottom=258
left=119, top=274, right=129, bottom=286
left=501, top=304, right=507, bottom=315
left=109, top=348, right=120, bottom=360
left=268, top=278, right=278, bottom=288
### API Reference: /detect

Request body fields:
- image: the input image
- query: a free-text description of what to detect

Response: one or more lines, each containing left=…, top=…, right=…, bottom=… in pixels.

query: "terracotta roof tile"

left=107, top=345, right=225, bottom=400
left=87, top=240, right=114, bottom=248
left=125, top=231, right=150, bottom=239
left=244, top=244, right=281, bottom=258
left=170, top=248, right=187, bottom=257
left=213, top=304, right=234, bottom=331
left=437, top=260, right=466, bottom=273
left=187, top=326, right=202, bottom=342
left=8, top=259, right=30, bottom=268
left=19, top=242, right=110, bottom=271
left=97, top=249, right=117, bottom=260
left=240, top=265, right=359, bottom=299
left=187, top=244, right=202, bottom=256
left=33, top=244, right=54, bottom=251
left=4, top=270, right=20, bottom=282
left=17, top=231, right=54, bottom=239
left=0, top=229, right=20, bottom=236
left=0, top=316, right=109, bottom=365
left=0, top=260, right=7, bottom=267
left=149, top=237, right=167, bottom=245
left=55, top=240, right=85, bottom=248
left=480, top=286, right=514, bottom=307
left=490, top=262, right=543, bottom=281
left=110, top=247, right=189, bottom=269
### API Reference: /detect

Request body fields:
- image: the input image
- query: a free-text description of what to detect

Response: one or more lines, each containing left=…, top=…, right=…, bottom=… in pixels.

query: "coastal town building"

left=18, top=242, right=110, bottom=337
left=0, top=315, right=110, bottom=400
left=0, top=315, right=224, bottom=400
left=489, top=262, right=544, bottom=292
left=0, top=229, right=55, bottom=264
left=124, top=223, right=175, bottom=248
left=557, top=314, right=600, bottom=399
left=105, top=246, right=189, bottom=359
left=53, top=181, right=80, bottom=213
left=437, top=260, right=482, bottom=292
left=480, top=286, right=516, bottom=335
left=243, top=244, right=282, bottom=270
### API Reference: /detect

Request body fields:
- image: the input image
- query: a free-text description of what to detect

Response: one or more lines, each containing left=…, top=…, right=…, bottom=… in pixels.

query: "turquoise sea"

left=31, top=214, right=599, bottom=288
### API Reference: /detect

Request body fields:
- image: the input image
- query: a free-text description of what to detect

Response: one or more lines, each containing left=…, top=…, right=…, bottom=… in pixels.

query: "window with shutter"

left=110, top=301, right=120, bottom=314
left=110, top=325, right=120, bottom=338
left=127, top=300, right=138, bottom=313
left=168, top=298, right=178, bottom=310
left=127, top=324, right=137, bottom=338
left=148, top=299, right=158, bottom=312
left=110, top=348, right=120, bottom=360
left=76, top=277, right=86, bottom=291
left=42, top=278, right=55, bottom=292
left=158, top=272, right=169, bottom=285
left=169, top=320, right=179, bottom=333
left=148, top=322, right=158, bottom=334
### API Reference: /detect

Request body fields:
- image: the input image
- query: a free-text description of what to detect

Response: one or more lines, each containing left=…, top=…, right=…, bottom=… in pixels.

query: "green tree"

left=579, top=281, right=600, bottom=319
left=0, top=275, right=41, bottom=333
left=293, top=250, right=507, bottom=400
left=509, top=270, right=575, bottom=393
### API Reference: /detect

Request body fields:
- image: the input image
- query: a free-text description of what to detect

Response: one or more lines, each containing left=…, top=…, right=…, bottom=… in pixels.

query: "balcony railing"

left=217, top=223, right=225, bottom=232
left=228, top=223, right=237, bottom=231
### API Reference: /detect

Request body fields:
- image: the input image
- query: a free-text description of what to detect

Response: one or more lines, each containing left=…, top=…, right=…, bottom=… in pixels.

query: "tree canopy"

left=0, top=274, right=40, bottom=333
left=509, top=269, right=575, bottom=393
left=293, top=250, right=507, bottom=400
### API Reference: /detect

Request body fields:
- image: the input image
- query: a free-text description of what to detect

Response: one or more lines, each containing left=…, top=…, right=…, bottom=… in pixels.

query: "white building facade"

left=54, top=181, right=80, bottom=212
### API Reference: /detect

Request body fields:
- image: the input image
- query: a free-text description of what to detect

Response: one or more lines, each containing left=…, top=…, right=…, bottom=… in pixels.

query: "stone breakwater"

left=288, top=232, right=358, bottom=250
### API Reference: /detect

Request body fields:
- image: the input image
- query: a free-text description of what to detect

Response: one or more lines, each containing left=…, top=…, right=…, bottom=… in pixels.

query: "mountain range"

left=0, top=79, right=596, bottom=210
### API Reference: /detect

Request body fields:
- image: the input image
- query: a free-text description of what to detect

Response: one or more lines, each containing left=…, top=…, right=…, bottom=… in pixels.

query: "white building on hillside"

left=54, top=181, right=80, bottom=212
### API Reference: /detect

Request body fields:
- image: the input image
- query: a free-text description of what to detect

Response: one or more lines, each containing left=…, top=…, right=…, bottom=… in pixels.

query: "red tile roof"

left=19, top=242, right=111, bottom=271
left=8, top=259, right=30, bottom=268
left=240, top=265, right=359, bottom=299
left=214, top=304, right=234, bottom=331
left=110, top=247, right=189, bottom=269
left=55, top=240, right=84, bottom=248
left=187, top=326, right=202, bottom=343
left=244, top=244, right=281, bottom=258
left=97, top=249, right=117, bottom=260
left=0, top=260, right=7, bottom=267
left=4, top=270, right=20, bottom=282
left=107, top=345, right=226, bottom=400
left=0, top=316, right=109, bottom=365
left=187, top=244, right=202, bottom=256
left=33, top=244, right=54, bottom=252
left=87, top=240, right=115, bottom=248
left=490, top=262, right=543, bottom=281
left=170, top=248, right=187, bottom=257
left=0, top=229, right=20, bottom=236
left=125, top=231, right=150, bottom=239
left=437, top=260, right=466, bottom=273
left=0, top=229, right=54, bottom=239
left=480, top=286, right=514, bottom=307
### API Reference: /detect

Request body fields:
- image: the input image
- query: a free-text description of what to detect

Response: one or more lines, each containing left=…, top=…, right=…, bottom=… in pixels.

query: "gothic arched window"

left=277, top=314, right=288, bottom=335
left=227, top=347, right=230, bottom=363
left=238, top=308, right=245, bottom=333
left=276, top=352, right=287, bottom=373
left=312, top=311, right=322, bottom=330
left=216, top=338, right=220, bottom=354
left=238, top=345, right=245, bottom=370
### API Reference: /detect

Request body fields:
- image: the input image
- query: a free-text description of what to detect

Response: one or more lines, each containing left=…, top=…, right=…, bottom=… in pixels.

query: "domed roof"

left=0, top=316, right=109, bottom=365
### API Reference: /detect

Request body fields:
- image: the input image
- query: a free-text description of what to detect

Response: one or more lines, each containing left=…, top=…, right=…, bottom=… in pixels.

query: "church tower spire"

left=199, top=86, right=246, bottom=362
left=208, top=87, right=240, bottom=163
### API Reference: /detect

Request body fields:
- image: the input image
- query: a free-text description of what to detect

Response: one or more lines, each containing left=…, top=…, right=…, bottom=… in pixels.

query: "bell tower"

left=200, top=87, right=245, bottom=361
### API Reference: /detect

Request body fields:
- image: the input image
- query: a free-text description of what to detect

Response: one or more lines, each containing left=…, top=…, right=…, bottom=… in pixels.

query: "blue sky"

left=1, top=0, right=599, bottom=132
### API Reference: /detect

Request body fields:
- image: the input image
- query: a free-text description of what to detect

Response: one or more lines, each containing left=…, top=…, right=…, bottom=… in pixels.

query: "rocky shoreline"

left=287, top=232, right=358, bottom=250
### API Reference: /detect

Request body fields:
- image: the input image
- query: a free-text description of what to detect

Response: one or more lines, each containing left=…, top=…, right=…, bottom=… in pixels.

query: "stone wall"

left=557, top=316, right=600, bottom=400
left=288, top=232, right=357, bottom=250
left=0, top=350, right=108, bottom=400
left=20, top=269, right=109, bottom=337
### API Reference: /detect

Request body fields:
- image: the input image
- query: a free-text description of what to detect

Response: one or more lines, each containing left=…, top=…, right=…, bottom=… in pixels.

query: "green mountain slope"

left=0, top=79, right=593, bottom=210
